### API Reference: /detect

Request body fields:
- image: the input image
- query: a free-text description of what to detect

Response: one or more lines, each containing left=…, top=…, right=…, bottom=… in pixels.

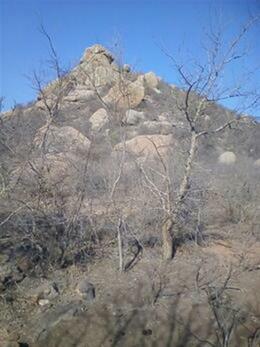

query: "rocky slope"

left=0, top=44, right=260, bottom=346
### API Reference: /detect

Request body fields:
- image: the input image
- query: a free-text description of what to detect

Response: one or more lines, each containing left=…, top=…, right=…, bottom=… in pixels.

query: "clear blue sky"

left=1, top=0, right=260, bottom=117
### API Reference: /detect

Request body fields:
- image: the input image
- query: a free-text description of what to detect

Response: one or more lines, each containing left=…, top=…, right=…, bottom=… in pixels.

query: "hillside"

left=0, top=44, right=260, bottom=347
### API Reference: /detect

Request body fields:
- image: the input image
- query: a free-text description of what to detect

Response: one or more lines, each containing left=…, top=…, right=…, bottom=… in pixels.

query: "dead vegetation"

left=0, top=19, right=260, bottom=347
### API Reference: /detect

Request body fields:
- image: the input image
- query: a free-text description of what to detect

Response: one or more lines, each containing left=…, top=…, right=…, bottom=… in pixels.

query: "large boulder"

left=142, top=120, right=172, bottom=135
left=218, top=151, right=237, bottom=164
left=80, top=44, right=114, bottom=66
left=64, top=87, right=96, bottom=102
left=104, top=80, right=145, bottom=109
left=144, top=72, right=158, bottom=89
left=33, top=125, right=90, bottom=154
left=114, top=134, right=174, bottom=159
left=10, top=152, right=79, bottom=192
left=75, top=44, right=119, bottom=88
left=124, top=109, right=145, bottom=125
left=89, top=108, right=109, bottom=131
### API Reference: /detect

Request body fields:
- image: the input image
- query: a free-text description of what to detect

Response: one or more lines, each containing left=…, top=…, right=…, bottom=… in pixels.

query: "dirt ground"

left=1, top=230, right=260, bottom=347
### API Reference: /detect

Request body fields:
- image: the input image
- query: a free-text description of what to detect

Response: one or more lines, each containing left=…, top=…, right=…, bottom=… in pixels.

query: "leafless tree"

left=149, top=16, right=260, bottom=259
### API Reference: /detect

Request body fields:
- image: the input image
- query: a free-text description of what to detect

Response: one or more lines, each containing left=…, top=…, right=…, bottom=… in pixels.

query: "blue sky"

left=0, top=0, right=260, bottom=117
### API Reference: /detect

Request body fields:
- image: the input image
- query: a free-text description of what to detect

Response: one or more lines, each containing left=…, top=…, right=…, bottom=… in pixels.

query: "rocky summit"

left=0, top=44, right=260, bottom=347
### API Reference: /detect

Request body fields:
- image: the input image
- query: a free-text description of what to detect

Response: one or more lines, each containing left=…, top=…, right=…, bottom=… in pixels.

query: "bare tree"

left=153, top=17, right=260, bottom=259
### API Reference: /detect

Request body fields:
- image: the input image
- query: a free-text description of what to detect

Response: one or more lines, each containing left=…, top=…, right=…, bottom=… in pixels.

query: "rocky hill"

left=0, top=44, right=260, bottom=347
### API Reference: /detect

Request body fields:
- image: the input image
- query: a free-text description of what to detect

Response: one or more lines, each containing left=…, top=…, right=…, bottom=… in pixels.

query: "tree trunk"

left=162, top=217, right=174, bottom=260
left=162, top=131, right=198, bottom=260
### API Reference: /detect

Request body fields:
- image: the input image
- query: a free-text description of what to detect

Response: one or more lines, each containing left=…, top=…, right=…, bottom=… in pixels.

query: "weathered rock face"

left=34, top=125, right=90, bottom=154
left=218, top=151, right=237, bottom=164
left=144, top=72, right=158, bottom=89
left=104, top=80, right=145, bottom=109
left=75, top=44, right=119, bottom=88
left=10, top=125, right=91, bottom=193
left=89, top=108, right=109, bottom=131
left=114, top=134, right=174, bottom=159
left=64, top=87, right=96, bottom=102
left=10, top=152, right=79, bottom=192
left=80, top=44, right=114, bottom=66
left=124, top=109, right=145, bottom=125
left=142, top=120, right=172, bottom=135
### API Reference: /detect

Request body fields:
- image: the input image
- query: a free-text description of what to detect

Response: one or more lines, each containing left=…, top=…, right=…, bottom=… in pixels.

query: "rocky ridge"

left=0, top=44, right=260, bottom=346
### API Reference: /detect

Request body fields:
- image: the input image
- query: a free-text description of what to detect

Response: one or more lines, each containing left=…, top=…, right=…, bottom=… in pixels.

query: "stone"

left=27, top=281, right=59, bottom=302
left=144, top=72, right=158, bottom=89
left=89, top=108, right=109, bottom=131
left=71, top=44, right=120, bottom=88
left=123, top=64, right=131, bottom=73
left=76, top=280, right=95, bottom=301
left=137, top=75, right=145, bottom=84
left=142, top=120, right=172, bottom=135
left=80, top=44, right=114, bottom=66
left=38, top=299, right=50, bottom=306
left=104, top=80, right=145, bottom=109
left=124, top=109, right=145, bottom=125
left=218, top=151, right=237, bottom=164
left=114, top=134, right=174, bottom=159
left=34, top=125, right=90, bottom=154
left=93, top=65, right=116, bottom=86
left=254, top=159, right=260, bottom=167
left=64, top=88, right=96, bottom=102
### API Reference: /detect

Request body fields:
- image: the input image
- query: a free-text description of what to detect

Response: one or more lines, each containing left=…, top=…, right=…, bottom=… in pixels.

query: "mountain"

left=0, top=44, right=260, bottom=346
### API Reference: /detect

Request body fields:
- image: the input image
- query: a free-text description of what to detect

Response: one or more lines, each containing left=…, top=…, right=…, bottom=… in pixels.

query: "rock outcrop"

left=144, top=71, right=159, bottom=89
left=33, top=125, right=90, bottom=154
left=114, top=134, right=174, bottom=159
left=124, top=109, right=145, bottom=125
left=104, top=80, right=145, bottom=109
left=89, top=108, right=109, bottom=131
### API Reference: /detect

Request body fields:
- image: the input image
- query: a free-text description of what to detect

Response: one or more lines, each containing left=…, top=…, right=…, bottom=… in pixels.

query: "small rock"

left=123, top=64, right=131, bottom=73
left=218, top=151, right=236, bottom=164
left=254, top=158, right=260, bottom=167
left=76, top=280, right=95, bottom=301
left=38, top=299, right=50, bottom=306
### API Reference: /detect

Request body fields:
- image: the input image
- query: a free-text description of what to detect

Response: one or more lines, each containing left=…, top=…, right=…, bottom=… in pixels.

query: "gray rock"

left=144, top=72, right=158, bottom=89
left=254, top=158, right=260, bottom=167
left=123, top=64, right=131, bottom=73
left=142, top=120, right=172, bottom=135
left=76, top=280, right=95, bottom=301
left=218, top=151, right=236, bottom=164
left=27, top=281, right=59, bottom=302
left=124, top=109, right=145, bottom=125
left=104, top=80, right=145, bottom=109
left=34, top=125, right=91, bottom=154
left=89, top=108, right=109, bottom=131
left=64, top=88, right=96, bottom=102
